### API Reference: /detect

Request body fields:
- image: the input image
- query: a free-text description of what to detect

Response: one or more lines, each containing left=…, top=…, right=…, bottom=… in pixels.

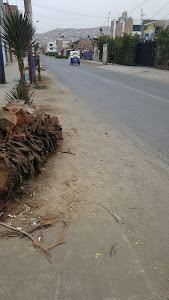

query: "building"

left=56, top=39, right=72, bottom=55
left=111, top=11, right=167, bottom=39
left=0, top=2, right=18, bottom=66
left=111, top=12, right=133, bottom=38
left=97, top=27, right=105, bottom=37
left=132, top=19, right=142, bottom=36
left=47, top=41, right=57, bottom=53
left=4, top=3, right=18, bottom=16
left=3, top=3, right=18, bottom=64
left=77, top=38, right=96, bottom=51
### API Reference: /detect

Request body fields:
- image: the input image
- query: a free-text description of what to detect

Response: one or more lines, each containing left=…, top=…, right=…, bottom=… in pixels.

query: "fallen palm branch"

left=0, top=101, right=62, bottom=199
left=0, top=221, right=49, bottom=256
left=0, top=221, right=67, bottom=262
left=21, top=218, right=63, bottom=238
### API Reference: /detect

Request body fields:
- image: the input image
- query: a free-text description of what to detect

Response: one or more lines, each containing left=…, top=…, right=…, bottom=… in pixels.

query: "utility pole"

left=141, top=9, right=145, bottom=40
left=24, top=0, right=33, bottom=83
left=105, top=11, right=110, bottom=65
left=107, top=11, right=110, bottom=36
left=24, top=0, right=32, bottom=23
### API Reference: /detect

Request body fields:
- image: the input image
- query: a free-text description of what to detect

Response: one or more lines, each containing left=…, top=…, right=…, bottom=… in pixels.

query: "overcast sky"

left=8, top=0, right=169, bottom=33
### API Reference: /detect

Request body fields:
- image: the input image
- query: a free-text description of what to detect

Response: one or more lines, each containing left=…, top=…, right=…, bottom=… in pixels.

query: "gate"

left=136, top=42, right=155, bottom=67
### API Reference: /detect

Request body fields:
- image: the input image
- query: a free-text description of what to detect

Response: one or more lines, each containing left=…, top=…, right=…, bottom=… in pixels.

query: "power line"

left=150, top=2, right=169, bottom=19
left=31, top=2, right=118, bottom=19
left=32, top=2, right=107, bottom=18
left=129, top=0, right=151, bottom=14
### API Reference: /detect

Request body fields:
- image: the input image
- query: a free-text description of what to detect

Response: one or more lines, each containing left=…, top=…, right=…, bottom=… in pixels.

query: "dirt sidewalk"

left=0, top=73, right=168, bottom=299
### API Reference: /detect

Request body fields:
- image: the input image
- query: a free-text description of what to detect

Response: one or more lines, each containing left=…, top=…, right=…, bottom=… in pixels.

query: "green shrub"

left=97, top=36, right=107, bottom=60
left=97, top=34, right=140, bottom=66
left=55, top=54, right=68, bottom=59
left=154, top=26, right=169, bottom=68
left=45, top=52, right=56, bottom=56
left=33, top=83, right=47, bottom=90
left=45, top=52, right=68, bottom=59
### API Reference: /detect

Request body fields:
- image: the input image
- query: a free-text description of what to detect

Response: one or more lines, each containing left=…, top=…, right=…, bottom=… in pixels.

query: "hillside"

left=36, top=26, right=110, bottom=43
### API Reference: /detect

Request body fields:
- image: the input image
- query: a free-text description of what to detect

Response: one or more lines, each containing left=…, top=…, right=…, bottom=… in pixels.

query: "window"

left=133, top=25, right=141, bottom=31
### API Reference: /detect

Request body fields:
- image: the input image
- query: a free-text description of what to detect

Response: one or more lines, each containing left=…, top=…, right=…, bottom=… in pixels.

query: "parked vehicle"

left=70, top=51, right=80, bottom=65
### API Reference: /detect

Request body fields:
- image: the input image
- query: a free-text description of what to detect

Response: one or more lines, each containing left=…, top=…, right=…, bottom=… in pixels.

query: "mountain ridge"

left=36, top=26, right=110, bottom=43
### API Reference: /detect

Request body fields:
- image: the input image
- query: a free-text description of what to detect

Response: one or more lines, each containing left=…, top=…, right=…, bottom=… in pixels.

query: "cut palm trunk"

left=0, top=101, right=62, bottom=199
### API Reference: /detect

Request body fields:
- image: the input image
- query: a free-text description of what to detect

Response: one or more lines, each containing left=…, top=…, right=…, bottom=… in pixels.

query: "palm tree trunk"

left=18, top=57, right=29, bottom=103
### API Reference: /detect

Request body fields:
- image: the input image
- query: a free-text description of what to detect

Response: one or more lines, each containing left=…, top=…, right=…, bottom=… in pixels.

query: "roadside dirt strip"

left=0, top=73, right=168, bottom=299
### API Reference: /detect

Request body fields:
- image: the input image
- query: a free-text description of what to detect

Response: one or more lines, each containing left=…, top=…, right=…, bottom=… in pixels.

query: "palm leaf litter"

left=0, top=100, right=62, bottom=200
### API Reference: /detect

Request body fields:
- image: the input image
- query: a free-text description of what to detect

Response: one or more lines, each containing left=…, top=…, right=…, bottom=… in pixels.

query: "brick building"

left=4, top=3, right=18, bottom=16
left=111, top=11, right=167, bottom=39
left=77, top=38, right=95, bottom=51
left=56, top=39, right=72, bottom=55
left=111, top=12, right=133, bottom=38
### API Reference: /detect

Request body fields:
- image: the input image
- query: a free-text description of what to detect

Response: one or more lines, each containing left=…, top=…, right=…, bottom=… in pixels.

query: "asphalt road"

left=41, top=56, right=169, bottom=165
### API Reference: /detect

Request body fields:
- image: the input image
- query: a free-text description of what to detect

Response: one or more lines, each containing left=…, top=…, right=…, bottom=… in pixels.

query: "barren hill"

left=36, top=26, right=110, bottom=43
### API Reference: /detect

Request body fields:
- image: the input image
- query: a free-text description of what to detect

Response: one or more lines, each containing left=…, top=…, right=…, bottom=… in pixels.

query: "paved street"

left=42, top=56, right=169, bottom=165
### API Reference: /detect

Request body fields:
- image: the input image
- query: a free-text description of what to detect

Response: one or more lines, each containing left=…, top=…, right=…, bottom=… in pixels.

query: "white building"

left=47, top=41, right=57, bottom=53
left=132, top=19, right=142, bottom=36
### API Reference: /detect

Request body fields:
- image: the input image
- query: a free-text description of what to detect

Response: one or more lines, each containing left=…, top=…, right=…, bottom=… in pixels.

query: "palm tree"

left=1, top=11, right=35, bottom=103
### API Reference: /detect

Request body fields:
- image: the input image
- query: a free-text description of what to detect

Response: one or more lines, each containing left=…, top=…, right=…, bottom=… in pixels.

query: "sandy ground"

left=0, top=72, right=169, bottom=299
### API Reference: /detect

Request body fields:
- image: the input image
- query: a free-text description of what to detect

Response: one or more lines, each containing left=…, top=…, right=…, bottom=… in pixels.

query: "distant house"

left=77, top=38, right=93, bottom=51
left=47, top=41, right=57, bottom=53
left=56, top=39, right=72, bottom=55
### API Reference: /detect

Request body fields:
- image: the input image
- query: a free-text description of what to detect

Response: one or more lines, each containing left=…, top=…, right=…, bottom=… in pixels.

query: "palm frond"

left=5, top=81, right=34, bottom=103
left=1, top=11, right=36, bottom=58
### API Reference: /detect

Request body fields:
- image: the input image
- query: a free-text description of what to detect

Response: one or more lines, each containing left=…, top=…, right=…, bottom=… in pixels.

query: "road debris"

left=21, top=218, right=63, bottom=238
left=96, top=202, right=122, bottom=223
left=60, top=148, right=76, bottom=155
left=95, top=253, right=101, bottom=258
left=16, top=227, right=22, bottom=230
left=63, top=175, right=77, bottom=187
left=8, top=214, right=16, bottom=218
left=69, top=195, right=78, bottom=210
left=0, top=220, right=67, bottom=262
left=110, top=243, right=118, bottom=257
